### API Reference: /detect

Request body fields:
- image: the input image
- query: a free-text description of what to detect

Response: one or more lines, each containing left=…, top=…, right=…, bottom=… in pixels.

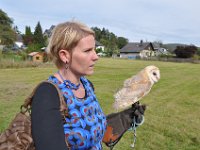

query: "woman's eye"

left=84, top=49, right=92, bottom=52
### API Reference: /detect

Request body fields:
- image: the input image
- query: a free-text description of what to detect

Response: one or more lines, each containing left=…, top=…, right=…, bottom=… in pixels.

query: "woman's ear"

left=58, top=49, right=70, bottom=64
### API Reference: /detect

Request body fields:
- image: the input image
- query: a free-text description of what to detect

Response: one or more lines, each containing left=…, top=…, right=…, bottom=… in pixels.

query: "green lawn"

left=0, top=58, right=200, bottom=150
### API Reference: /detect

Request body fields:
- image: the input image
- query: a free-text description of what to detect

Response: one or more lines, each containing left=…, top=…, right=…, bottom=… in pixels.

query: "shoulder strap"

left=87, top=79, right=95, bottom=91
left=21, top=81, right=68, bottom=115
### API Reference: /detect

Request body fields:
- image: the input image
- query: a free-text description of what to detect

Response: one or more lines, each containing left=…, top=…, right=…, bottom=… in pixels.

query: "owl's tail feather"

left=113, top=101, right=119, bottom=111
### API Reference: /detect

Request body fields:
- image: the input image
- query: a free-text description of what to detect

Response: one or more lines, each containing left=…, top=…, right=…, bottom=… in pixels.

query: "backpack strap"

left=20, top=81, right=68, bottom=117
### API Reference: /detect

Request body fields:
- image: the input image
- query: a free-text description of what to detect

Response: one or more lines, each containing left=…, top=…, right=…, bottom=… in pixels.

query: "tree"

left=91, top=26, right=128, bottom=56
left=91, top=27, right=102, bottom=41
left=33, top=21, right=45, bottom=47
left=117, top=37, right=128, bottom=49
left=23, top=26, right=34, bottom=45
left=174, top=45, right=197, bottom=58
left=13, top=26, right=21, bottom=34
left=153, top=40, right=163, bottom=47
left=0, top=9, right=16, bottom=45
left=197, top=47, right=200, bottom=56
left=25, top=26, right=32, bottom=36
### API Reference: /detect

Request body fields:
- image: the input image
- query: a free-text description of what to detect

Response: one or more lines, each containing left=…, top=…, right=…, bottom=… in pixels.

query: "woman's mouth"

left=89, top=64, right=94, bottom=67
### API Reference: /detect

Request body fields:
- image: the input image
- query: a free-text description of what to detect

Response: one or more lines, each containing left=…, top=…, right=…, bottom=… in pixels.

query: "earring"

left=65, top=61, right=69, bottom=69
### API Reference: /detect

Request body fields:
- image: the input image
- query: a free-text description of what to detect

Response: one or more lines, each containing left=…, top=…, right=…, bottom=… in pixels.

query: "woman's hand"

left=130, top=102, right=146, bottom=125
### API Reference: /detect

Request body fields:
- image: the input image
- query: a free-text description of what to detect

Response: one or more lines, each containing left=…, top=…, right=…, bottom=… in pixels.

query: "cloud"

left=1, top=0, right=200, bottom=46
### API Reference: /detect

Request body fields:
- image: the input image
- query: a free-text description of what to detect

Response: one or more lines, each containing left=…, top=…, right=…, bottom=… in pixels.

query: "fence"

left=138, top=57, right=200, bottom=64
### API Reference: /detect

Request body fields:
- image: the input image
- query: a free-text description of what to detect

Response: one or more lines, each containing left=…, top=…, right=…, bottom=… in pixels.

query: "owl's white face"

left=146, top=65, right=160, bottom=83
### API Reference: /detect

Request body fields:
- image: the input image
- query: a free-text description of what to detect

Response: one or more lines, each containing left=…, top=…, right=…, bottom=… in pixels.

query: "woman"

left=31, top=21, right=145, bottom=150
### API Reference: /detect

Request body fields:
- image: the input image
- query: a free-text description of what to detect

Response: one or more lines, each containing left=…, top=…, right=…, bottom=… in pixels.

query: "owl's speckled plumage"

left=113, top=65, right=160, bottom=111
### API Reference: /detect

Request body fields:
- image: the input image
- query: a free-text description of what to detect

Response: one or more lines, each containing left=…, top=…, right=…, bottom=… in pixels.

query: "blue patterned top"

left=48, top=76, right=107, bottom=150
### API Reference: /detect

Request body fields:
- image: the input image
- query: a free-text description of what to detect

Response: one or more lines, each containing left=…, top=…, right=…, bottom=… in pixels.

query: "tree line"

left=91, top=27, right=128, bottom=56
left=0, top=9, right=128, bottom=56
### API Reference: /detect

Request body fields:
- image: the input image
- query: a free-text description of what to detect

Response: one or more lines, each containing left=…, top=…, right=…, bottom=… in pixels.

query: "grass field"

left=0, top=58, right=200, bottom=150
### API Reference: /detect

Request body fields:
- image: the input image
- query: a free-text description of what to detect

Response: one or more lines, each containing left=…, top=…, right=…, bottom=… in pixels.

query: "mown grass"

left=0, top=58, right=200, bottom=150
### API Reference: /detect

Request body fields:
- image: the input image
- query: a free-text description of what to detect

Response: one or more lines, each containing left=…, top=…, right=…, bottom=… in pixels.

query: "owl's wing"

left=129, top=80, right=152, bottom=100
left=113, top=80, right=152, bottom=110
left=123, top=69, right=149, bottom=86
left=123, top=73, right=143, bottom=87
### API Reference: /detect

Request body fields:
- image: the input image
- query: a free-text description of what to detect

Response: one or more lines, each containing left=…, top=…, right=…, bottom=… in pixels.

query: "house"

left=1, top=34, right=25, bottom=51
left=95, top=40, right=106, bottom=56
left=154, top=47, right=169, bottom=55
left=95, top=40, right=105, bottom=52
left=28, top=52, right=44, bottom=63
left=13, top=34, right=25, bottom=50
left=120, top=41, right=155, bottom=59
left=152, top=43, right=169, bottom=56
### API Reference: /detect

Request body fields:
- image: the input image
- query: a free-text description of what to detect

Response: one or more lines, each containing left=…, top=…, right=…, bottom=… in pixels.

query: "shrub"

left=18, top=51, right=28, bottom=61
left=174, top=45, right=197, bottom=58
left=0, top=50, right=2, bottom=60
left=25, top=43, right=43, bottom=53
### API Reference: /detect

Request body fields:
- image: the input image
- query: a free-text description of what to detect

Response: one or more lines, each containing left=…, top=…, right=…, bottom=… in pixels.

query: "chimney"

left=140, top=40, right=143, bottom=46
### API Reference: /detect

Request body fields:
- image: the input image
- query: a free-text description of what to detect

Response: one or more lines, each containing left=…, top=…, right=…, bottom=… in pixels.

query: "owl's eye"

left=153, top=72, right=157, bottom=76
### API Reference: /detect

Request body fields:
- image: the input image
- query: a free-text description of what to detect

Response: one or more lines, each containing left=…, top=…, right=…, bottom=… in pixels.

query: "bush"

left=174, top=45, right=197, bottom=58
left=0, top=50, right=2, bottom=59
left=18, top=51, right=28, bottom=61
left=1, top=50, right=23, bottom=61
left=197, top=48, right=200, bottom=56
left=25, top=43, right=43, bottom=53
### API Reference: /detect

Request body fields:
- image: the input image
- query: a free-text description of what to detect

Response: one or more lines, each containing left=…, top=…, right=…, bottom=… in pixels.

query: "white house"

left=95, top=41, right=105, bottom=52
left=120, top=41, right=156, bottom=59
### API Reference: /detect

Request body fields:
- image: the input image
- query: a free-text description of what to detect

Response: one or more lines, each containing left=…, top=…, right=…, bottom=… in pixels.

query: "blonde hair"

left=47, top=21, right=95, bottom=68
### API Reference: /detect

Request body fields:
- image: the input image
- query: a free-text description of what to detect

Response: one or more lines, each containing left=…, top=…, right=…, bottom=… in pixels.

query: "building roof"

left=28, top=52, right=40, bottom=56
left=120, top=42, right=155, bottom=53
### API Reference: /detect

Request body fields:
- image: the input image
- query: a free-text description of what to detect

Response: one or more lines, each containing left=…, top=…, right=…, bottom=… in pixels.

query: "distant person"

left=31, top=20, right=146, bottom=150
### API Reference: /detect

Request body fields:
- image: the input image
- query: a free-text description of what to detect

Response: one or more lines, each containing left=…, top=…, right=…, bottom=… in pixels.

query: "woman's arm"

left=31, top=82, right=68, bottom=150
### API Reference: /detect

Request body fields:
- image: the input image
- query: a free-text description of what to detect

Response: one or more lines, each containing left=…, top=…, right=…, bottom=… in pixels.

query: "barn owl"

left=113, top=65, right=160, bottom=111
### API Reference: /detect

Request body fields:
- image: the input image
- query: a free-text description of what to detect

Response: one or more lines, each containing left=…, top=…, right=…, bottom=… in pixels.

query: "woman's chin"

left=85, top=70, right=94, bottom=76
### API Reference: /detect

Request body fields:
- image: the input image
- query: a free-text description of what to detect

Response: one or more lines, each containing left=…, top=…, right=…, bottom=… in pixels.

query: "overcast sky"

left=1, top=0, right=200, bottom=46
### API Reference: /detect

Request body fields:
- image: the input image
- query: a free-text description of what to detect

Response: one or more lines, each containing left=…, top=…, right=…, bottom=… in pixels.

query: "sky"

left=1, top=0, right=200, bottom=46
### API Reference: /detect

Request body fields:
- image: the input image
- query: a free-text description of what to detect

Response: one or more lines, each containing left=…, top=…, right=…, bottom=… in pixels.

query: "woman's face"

left=69, top=35, right=99, bottom=77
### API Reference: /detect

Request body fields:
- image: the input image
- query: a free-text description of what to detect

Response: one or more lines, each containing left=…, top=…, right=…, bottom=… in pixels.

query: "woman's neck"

left=55, top=68, right=81, bottom=85
left=55, top=68, right=86, bottom=98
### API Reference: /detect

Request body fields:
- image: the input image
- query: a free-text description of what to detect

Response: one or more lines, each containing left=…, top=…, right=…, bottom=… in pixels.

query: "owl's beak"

left=155, top=75, right=160, bottom=82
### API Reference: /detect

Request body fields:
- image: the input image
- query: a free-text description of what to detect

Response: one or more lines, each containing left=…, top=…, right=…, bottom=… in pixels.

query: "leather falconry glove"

left=103, top=102, right=146, bottom=147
